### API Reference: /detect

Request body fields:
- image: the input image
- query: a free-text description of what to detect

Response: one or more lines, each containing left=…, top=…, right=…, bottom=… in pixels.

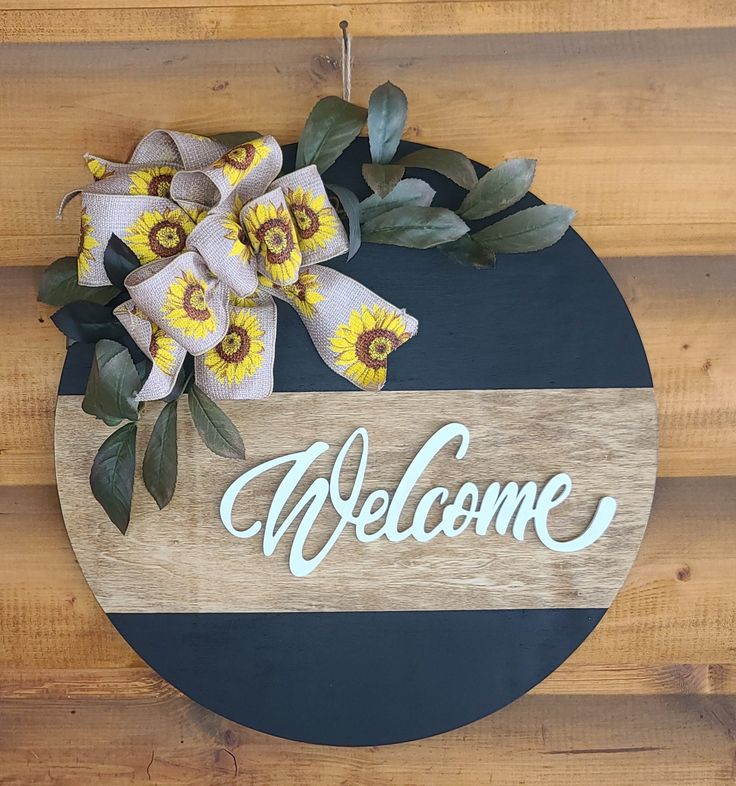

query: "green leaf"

left=51, top=301, right=126, bottom=343
left=104, top=234, right=140, bottom=289
left=188, top=383, right=245, bottom=459
left=441, top=235, right=497, bottom=268
left=143, top=400, right=178, bottom=510
left=212, top=131, right=262, bottom=148
left=474, top=204, right=576, bottom=253
left=90, top=422, right=137, bottom=534
left=367, top=81, right=408, bottom=164
left=458, top=158, right=537, bottom=220
left=359, top=178, right=436, bottom=223
left=82, top=339, right=141, bottom=426
left=362, top=206, right=469, bottom=249
left=135, top=358, right=152, bottom=385
left=38, top=256, right=118, bottom=307
left=397, top=148, right=478, bottom=190
left=327, top=183, right=361, bottom=261
left=362, top=163, right=405, bottom=198
left=295, top=96, right=367, bottom=174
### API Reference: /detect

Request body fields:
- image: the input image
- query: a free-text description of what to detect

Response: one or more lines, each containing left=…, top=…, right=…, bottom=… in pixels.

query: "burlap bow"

left=67, top=130, right=418, bottom=400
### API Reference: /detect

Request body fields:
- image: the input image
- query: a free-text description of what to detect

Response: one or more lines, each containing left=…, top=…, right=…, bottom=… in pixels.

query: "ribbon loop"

left=271, top=165, right=348, bottom=267
left=193, top=293, right=278, bottom=400
left=131, top=129, right=227, bottom=170
left=125, top=251, right=230, bottom=356
left=185, top=203, right=260, bottom=298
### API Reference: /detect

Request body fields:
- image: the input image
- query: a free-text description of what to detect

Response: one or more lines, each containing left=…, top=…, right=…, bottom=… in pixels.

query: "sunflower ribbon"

left=67, top=130, right=418, bottom=400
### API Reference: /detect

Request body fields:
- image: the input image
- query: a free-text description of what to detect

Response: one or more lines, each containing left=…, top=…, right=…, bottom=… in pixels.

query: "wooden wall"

left=1, top=4, right=735, bottom=783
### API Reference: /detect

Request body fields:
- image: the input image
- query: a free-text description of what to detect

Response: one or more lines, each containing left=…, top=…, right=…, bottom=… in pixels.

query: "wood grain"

left=1, top=691, right=735, bottom=785
left=2, top=7, right=736, bottom=781
left=3, top=0, right=736, bottom=44
left=55, top=389, right=657, bottom=613
left=1, top=28, right=736, bottom=263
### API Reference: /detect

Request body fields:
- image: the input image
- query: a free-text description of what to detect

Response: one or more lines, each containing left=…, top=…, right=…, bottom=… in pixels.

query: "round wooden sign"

left=55, top=140, right=657, bottom=746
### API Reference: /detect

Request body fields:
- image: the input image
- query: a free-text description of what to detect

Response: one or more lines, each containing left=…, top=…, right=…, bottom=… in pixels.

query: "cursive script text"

left=220, top=423, right=617, bottom=577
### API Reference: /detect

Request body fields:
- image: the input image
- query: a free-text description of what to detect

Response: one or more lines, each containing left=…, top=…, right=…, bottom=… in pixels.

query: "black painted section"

left=110, top=608, right=606, bottom=746
left=59, top=139, right=652, bottom=395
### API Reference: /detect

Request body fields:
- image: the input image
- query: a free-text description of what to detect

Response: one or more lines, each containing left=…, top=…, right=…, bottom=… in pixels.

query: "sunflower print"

left=129, top=166, right=178, bottom=198
left=285, top=187, right=340, bottom=252
left=125, top=207, right=195, bottom=264
left=221, top=196, right=254, bottom=263
left=204, top=308, right=265, bottom=385
left=212, top=138, right=271, bottom=186
left=260, top=271, right=324, bottom=319
left=77, top=211, right=100, bottom=279
left=184, top=205, right=209, bottom=225
left=86, top=157, right=112, bottom=181
left=229, top=291, right=258, bottom=308
left=161, top=270, right=217, bottom=340
left=149, top=324, right=178, bottom=375
left=244, top=202, right=301, bottom=284
left=330, top=305, right=412, bottom=390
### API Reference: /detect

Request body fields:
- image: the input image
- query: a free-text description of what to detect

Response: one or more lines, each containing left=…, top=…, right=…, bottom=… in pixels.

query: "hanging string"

left=340, top=20, right=352, bottom=102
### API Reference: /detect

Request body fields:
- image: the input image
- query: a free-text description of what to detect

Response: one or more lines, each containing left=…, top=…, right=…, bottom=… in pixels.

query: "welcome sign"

left=55, top=141, right=657, bottom=746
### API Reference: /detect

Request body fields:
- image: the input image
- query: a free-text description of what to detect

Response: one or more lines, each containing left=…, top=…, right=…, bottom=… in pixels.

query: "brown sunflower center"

left=149, top=330, right=161, bottom=358
left=217, top=325, right=250, bottom=363
left=292, top=205, right=320, bottom=239
left=235, top=223, right=252, bottom=249
left=256, top=218, right=294, bottom=264
left=147, top=174, right=173, bottom=197
left=224, top=144, right=256, bottom=171
left=149, top=220, right=187, bottom=258
left=355, top=328, right=399, bottom=369
left=182, top=283, right=211, bottom=321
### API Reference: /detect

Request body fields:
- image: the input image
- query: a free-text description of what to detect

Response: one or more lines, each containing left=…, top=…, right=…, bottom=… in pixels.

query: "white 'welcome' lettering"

left=220, top=423, right=617, bottom=577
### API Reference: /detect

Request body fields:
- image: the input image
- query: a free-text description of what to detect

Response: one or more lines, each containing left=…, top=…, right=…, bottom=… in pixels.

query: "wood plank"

left=0, top=691, right=734, bottom=784
left=1, top=29, right=735, bottom=262
left=0, top=267, right=64, bottom=487
left=3, top=477, right=735, bottom=671
left=607, top=257, right=736, bottom=478
left=2, top=0, right=736, bottom=44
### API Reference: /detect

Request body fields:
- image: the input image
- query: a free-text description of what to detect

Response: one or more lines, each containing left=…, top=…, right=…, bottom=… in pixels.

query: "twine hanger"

left=340, top=20, right=352, bottom=102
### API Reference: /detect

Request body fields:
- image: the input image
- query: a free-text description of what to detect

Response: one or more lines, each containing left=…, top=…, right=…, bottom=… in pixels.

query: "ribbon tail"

left=113, top=300, right=188, bottom=401
left=57, top=189, right=82, bottom=220
left=269, top=265, right=418, bottom=392
left=194, top=292, right=277, bottom=400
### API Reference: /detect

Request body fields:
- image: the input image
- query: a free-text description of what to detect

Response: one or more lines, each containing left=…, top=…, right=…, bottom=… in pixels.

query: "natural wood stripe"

left=55, top=389, right=656, bottom=613
left=2, top=29, right=736, bottom=263
left=2, top=0, right=735, bottom=43
left=4, top=477, right=735, bottom=670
